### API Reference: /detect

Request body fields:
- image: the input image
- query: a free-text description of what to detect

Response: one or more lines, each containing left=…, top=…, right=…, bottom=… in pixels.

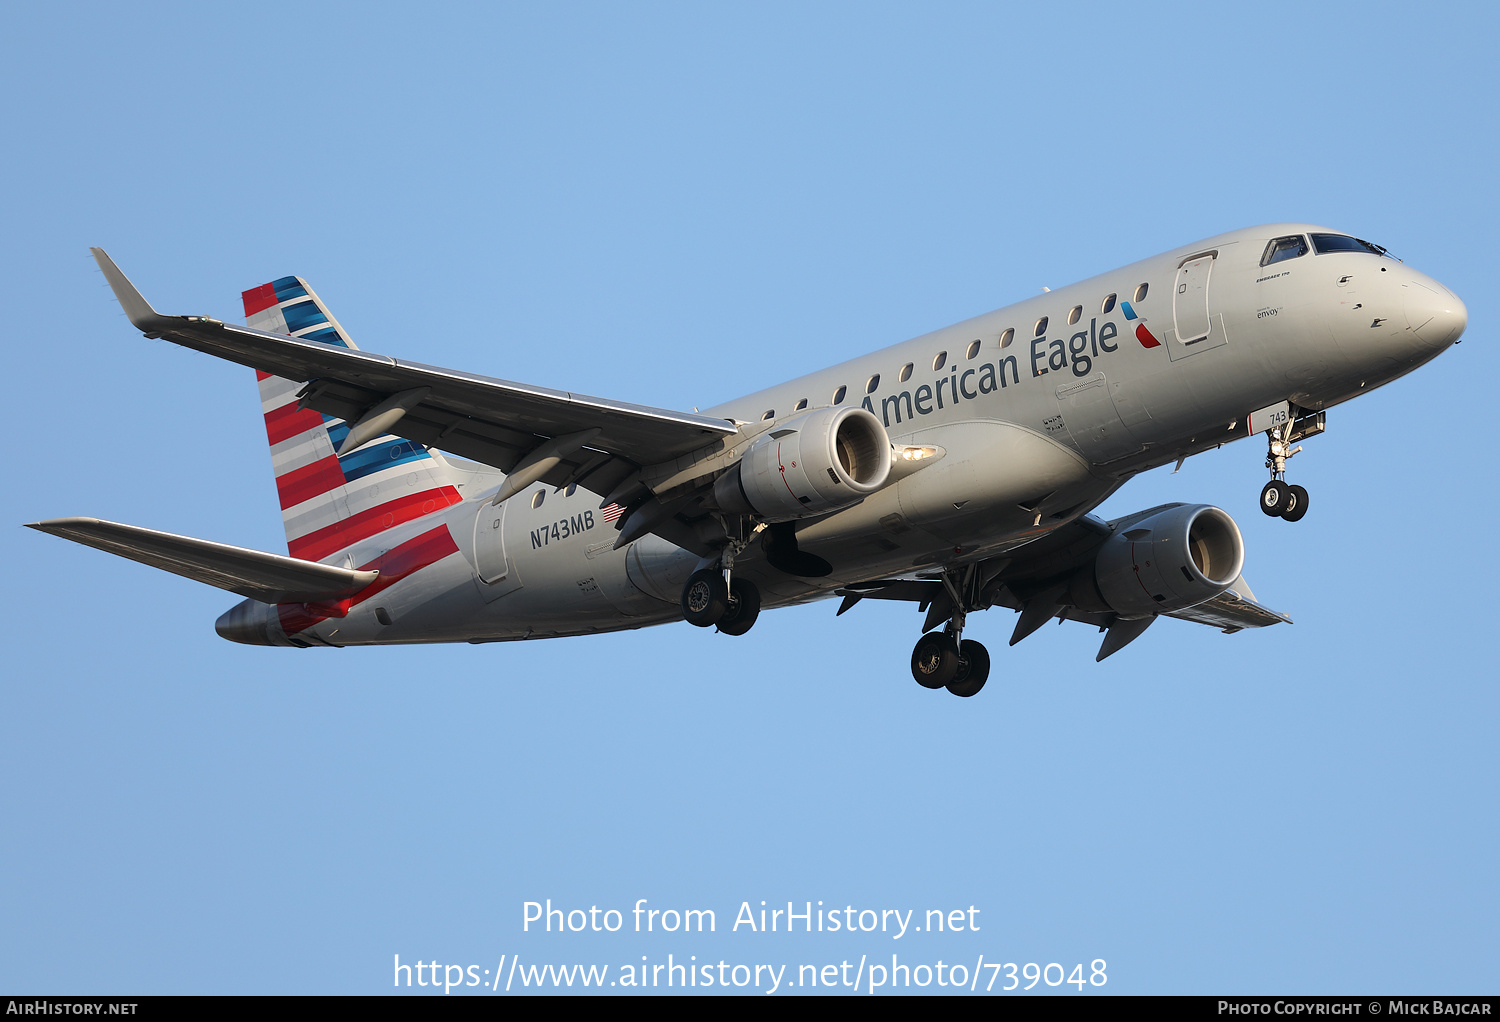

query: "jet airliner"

left=29, top=226, right=1466, bottom=696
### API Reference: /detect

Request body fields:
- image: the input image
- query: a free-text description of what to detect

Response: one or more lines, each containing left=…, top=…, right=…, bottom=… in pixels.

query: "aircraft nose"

left=1405, top=280, right=1468, bottom=347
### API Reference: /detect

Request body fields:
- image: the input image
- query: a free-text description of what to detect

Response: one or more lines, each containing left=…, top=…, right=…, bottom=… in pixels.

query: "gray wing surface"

left=836, top=515, right=1289, bottom=638
left=1163, top=575, right=1291, bottom=632
left=28, top=517, right=378, bottom=604
left=90, top=249, right=738, bottom=502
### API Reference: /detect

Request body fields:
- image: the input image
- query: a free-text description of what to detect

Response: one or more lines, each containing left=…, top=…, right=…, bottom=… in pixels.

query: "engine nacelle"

left=712, top=406, right=891, bottom=521
left=1081, top=504, right=1245, bottom=618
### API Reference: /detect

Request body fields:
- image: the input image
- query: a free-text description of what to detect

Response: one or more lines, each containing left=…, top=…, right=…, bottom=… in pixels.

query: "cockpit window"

left=1311, top=233, right=1389, bottom=257
left=1261, top=235, right=1309, bottom=267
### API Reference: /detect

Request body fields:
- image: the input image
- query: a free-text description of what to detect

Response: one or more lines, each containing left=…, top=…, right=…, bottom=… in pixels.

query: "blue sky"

left=2, top=2, right=1495, bottom=995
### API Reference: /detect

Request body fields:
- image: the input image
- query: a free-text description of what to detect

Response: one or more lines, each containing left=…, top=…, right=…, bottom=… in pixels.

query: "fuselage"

left=218, top=223, right=1466, bottom=647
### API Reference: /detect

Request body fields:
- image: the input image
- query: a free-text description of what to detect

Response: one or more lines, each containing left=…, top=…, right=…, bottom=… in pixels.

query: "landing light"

left=888, top=444, right=945, bottom=483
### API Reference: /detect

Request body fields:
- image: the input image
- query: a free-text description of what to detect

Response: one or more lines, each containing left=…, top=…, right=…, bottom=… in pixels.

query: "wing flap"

left=28, top=517, right=379, bottom=604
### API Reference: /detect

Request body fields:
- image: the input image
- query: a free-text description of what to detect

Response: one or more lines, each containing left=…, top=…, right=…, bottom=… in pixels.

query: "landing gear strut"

left=908, top=565, right=992, bottom=697
left=1259, top=412, right=1322, bottom=522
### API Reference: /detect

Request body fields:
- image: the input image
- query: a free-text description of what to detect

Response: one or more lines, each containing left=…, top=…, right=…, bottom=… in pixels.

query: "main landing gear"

left=909, top=565, right=991, bottom=697
left=1258, top=411, right=1324, bottom=523
left=911, top=632, right=990, bottom=697
left=681, top=541, right=762, bottom=635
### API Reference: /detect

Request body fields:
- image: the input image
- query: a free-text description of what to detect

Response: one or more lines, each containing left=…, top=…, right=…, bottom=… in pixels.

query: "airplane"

left=28, top=225, right=1466, bottom=696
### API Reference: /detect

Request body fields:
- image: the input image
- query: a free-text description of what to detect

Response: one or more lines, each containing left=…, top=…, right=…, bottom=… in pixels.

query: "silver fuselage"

left=235, top=223, right=1465, bottom=647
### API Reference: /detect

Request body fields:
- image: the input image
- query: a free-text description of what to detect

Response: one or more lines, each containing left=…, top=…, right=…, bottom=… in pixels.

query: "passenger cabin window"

left=1068, top=305, right=1082, bottom=326
left=1261, top=235, right=1310, bottom=266
left=865, top=374, right=880, bottom=394
left=794, top=398, right=808, bottom=411
left=999, top=327, right=1014, bottom=348
left=1101, top=293, right=1117, bottom=314
left=898, top=362, right=913, bottom=383
left=965, top=339, right=981, bottom=359
left=1311, top=233, right=1389, bottom=257
left=531, top=490, right=545, bottom=509
left=932, top=351, right=947, bottom=372
left=1134, top=283, right=1149, bottom=303
left=1034, top=316, right=1048, bottom=337
left=832, top=385, right=847, bottom=405
left=762, top=409, right=775, bottom=420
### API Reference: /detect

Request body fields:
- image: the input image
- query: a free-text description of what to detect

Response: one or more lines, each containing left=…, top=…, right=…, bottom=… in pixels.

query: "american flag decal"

left=601, top=503, right=625, bottom=523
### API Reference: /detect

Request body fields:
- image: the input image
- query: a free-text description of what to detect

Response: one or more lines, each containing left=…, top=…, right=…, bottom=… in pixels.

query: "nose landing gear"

left=1258, top=410, right=1323, bottom=522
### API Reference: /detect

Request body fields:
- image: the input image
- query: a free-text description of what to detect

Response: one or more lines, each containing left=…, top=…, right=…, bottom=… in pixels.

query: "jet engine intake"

left=712, top=406, right=891, bottom=521
left=1073, top=504, right=1245, bottom=618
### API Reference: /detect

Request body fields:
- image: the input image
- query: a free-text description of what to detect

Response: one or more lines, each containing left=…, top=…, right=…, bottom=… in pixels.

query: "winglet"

left=90, top=247, right=174, bottom=334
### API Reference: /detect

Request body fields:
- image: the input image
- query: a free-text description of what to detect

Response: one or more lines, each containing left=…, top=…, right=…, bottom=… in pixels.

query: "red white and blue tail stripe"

left=243, top=276, right=464, bottom=563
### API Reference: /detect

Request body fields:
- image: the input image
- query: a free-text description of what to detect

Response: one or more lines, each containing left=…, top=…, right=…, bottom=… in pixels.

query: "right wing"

left=91, top=249, right=740, bottom=534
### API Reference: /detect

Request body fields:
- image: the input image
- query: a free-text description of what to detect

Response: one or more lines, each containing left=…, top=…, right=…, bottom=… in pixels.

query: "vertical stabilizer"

left=243, top=277, right=463, bottom=562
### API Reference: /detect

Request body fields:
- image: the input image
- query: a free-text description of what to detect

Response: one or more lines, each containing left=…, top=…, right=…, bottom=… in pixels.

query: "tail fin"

left=243, top=276, right=464, bottom=562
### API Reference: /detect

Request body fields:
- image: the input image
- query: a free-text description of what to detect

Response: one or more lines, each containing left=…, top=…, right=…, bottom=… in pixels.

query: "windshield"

left=1311, top=233, right=1389, bottom=258
left=1261, top=235, right=1309, bottom=267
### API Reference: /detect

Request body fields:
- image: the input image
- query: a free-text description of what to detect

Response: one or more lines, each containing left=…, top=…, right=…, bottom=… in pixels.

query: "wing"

left=90, top=250, right=739, bottom=531
left=28, top=517, right=378, bottom=604
left=836, top=512, right=1290, bottom=659
left=1162, top=575, right=1291, bottom=632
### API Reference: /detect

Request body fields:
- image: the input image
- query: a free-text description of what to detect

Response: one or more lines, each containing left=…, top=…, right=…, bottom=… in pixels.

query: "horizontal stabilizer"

left=27, top=517, right=378, bottom=604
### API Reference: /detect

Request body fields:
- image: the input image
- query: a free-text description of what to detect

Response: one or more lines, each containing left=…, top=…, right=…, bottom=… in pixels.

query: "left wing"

left=91, top=249, right=739, bottom=525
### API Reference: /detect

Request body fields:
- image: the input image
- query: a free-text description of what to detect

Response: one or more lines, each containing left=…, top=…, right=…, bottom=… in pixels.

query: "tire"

left=1260, top=480, right=1289, bottom=516
left=681, top=569, right=728, bottom=627
left=716, top=578, right=762, bottom=636
left=1281, top=484, right=1310, bottom=522
left=911, top=631, right=959, bottom=689
left=946, top=639, right=991, bottom=698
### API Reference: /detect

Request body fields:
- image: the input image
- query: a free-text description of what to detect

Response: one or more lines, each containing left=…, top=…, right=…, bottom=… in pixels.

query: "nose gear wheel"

left=1260, top=480, right=1290, bottom=516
